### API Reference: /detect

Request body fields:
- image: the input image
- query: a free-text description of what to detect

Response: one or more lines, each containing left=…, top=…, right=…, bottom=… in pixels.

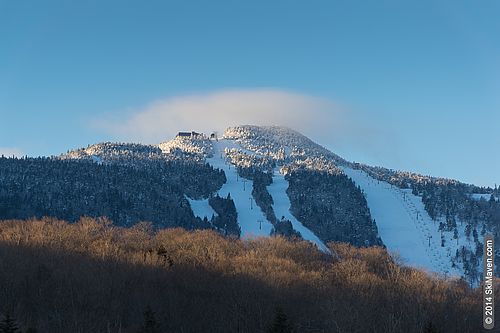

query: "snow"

left=90, top=155, right=102, bottom=164
left=219, top=138, right=257, bottom=156
left=267, top=169, right=330, bottom=252
left=208, top=137, right=329, bottom=250
left=158, top=136, right=213, bottom=157
left=186, top=196, right=217, bottom=220
left=223, top=125, right=345, bottom=166
left=204, top=137, right=330, bottom=251
left=206, top=139, right=274, bottom=238
left=342, top=166, right=460, bottom=276
left=471, top=193, right=493, bottom=201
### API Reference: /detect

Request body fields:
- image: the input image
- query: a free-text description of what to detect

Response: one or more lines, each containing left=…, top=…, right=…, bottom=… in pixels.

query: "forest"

left=0, top=156, right=225, bottom=229
left=286, top=167, right=382, bottom=247
left=0, top=218, right=487, bottom=333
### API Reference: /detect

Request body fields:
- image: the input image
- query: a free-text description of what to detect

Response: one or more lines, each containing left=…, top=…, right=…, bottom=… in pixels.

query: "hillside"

left=0, top=218, right=484, bottom=333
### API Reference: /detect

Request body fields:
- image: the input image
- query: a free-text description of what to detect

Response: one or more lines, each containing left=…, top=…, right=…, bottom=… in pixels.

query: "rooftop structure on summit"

left=176, top=131, right=204, bottom=139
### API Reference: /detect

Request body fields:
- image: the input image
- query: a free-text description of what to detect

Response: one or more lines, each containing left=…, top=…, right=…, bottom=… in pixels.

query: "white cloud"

left=92, top=89, right=347, bottom=143
left=91, top=88, right=392, bottom=162
left=0, top=147, right=23, bottom=157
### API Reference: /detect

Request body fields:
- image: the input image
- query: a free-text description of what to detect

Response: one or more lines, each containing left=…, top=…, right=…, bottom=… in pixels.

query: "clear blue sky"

left=1, top=0, right=499, bottom=187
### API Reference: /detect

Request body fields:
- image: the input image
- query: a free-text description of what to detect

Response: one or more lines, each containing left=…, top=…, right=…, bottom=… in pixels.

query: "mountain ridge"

left=1, top=125, right=498, bottom=284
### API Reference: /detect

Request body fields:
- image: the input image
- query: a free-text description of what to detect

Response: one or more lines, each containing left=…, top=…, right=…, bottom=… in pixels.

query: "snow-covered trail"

left=267, top=170, right=330, bottom=252
left=199, top=138, right=329, bottom=251
left=342, top=167, right=458, bottom=275
left=186, top=197, right=217, bottom=220
left=206, top=139, right=274, bottom=238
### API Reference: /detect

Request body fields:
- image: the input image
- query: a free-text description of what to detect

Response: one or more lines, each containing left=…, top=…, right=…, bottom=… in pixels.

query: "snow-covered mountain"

left=188, top=135, right=330, bottom=252
left=152, top=126, right=497, bottom=282
left=3, top=125, right=498, bottom=284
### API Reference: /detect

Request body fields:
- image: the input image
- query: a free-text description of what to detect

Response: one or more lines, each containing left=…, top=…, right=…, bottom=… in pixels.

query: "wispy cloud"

left=0, top=147, right=23, bottom=157
left=91, top=88, right=391, bottom=161
left=92, top=89, right=341, bottom=142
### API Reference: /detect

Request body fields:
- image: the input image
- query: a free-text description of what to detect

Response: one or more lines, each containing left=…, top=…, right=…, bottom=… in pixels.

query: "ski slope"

left=206, top=139, right=274, bottom=238
left=267, top=169, right=330, bottom=252
left=201, top=138, right=330, bottom=250
left=342, top=166, right=460, bottom=276
left=471, top=193, right=494, bottom=201
left=186, top=197, right=217, bottom=220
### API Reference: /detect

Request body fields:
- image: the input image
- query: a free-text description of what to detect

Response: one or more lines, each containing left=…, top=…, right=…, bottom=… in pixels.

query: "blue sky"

left=1, top=1, right=499, bottom=187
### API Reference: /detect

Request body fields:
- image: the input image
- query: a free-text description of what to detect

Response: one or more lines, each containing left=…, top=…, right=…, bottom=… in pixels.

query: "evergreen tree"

left=138, top=307, right=160, bottom=333
left=268, top=307, right=292, bottom=333
left=0, top=313, right=20, bottom=333
left=465, top=224, right=472, bottom=238
left=423, top=321, right=439, bottom=333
